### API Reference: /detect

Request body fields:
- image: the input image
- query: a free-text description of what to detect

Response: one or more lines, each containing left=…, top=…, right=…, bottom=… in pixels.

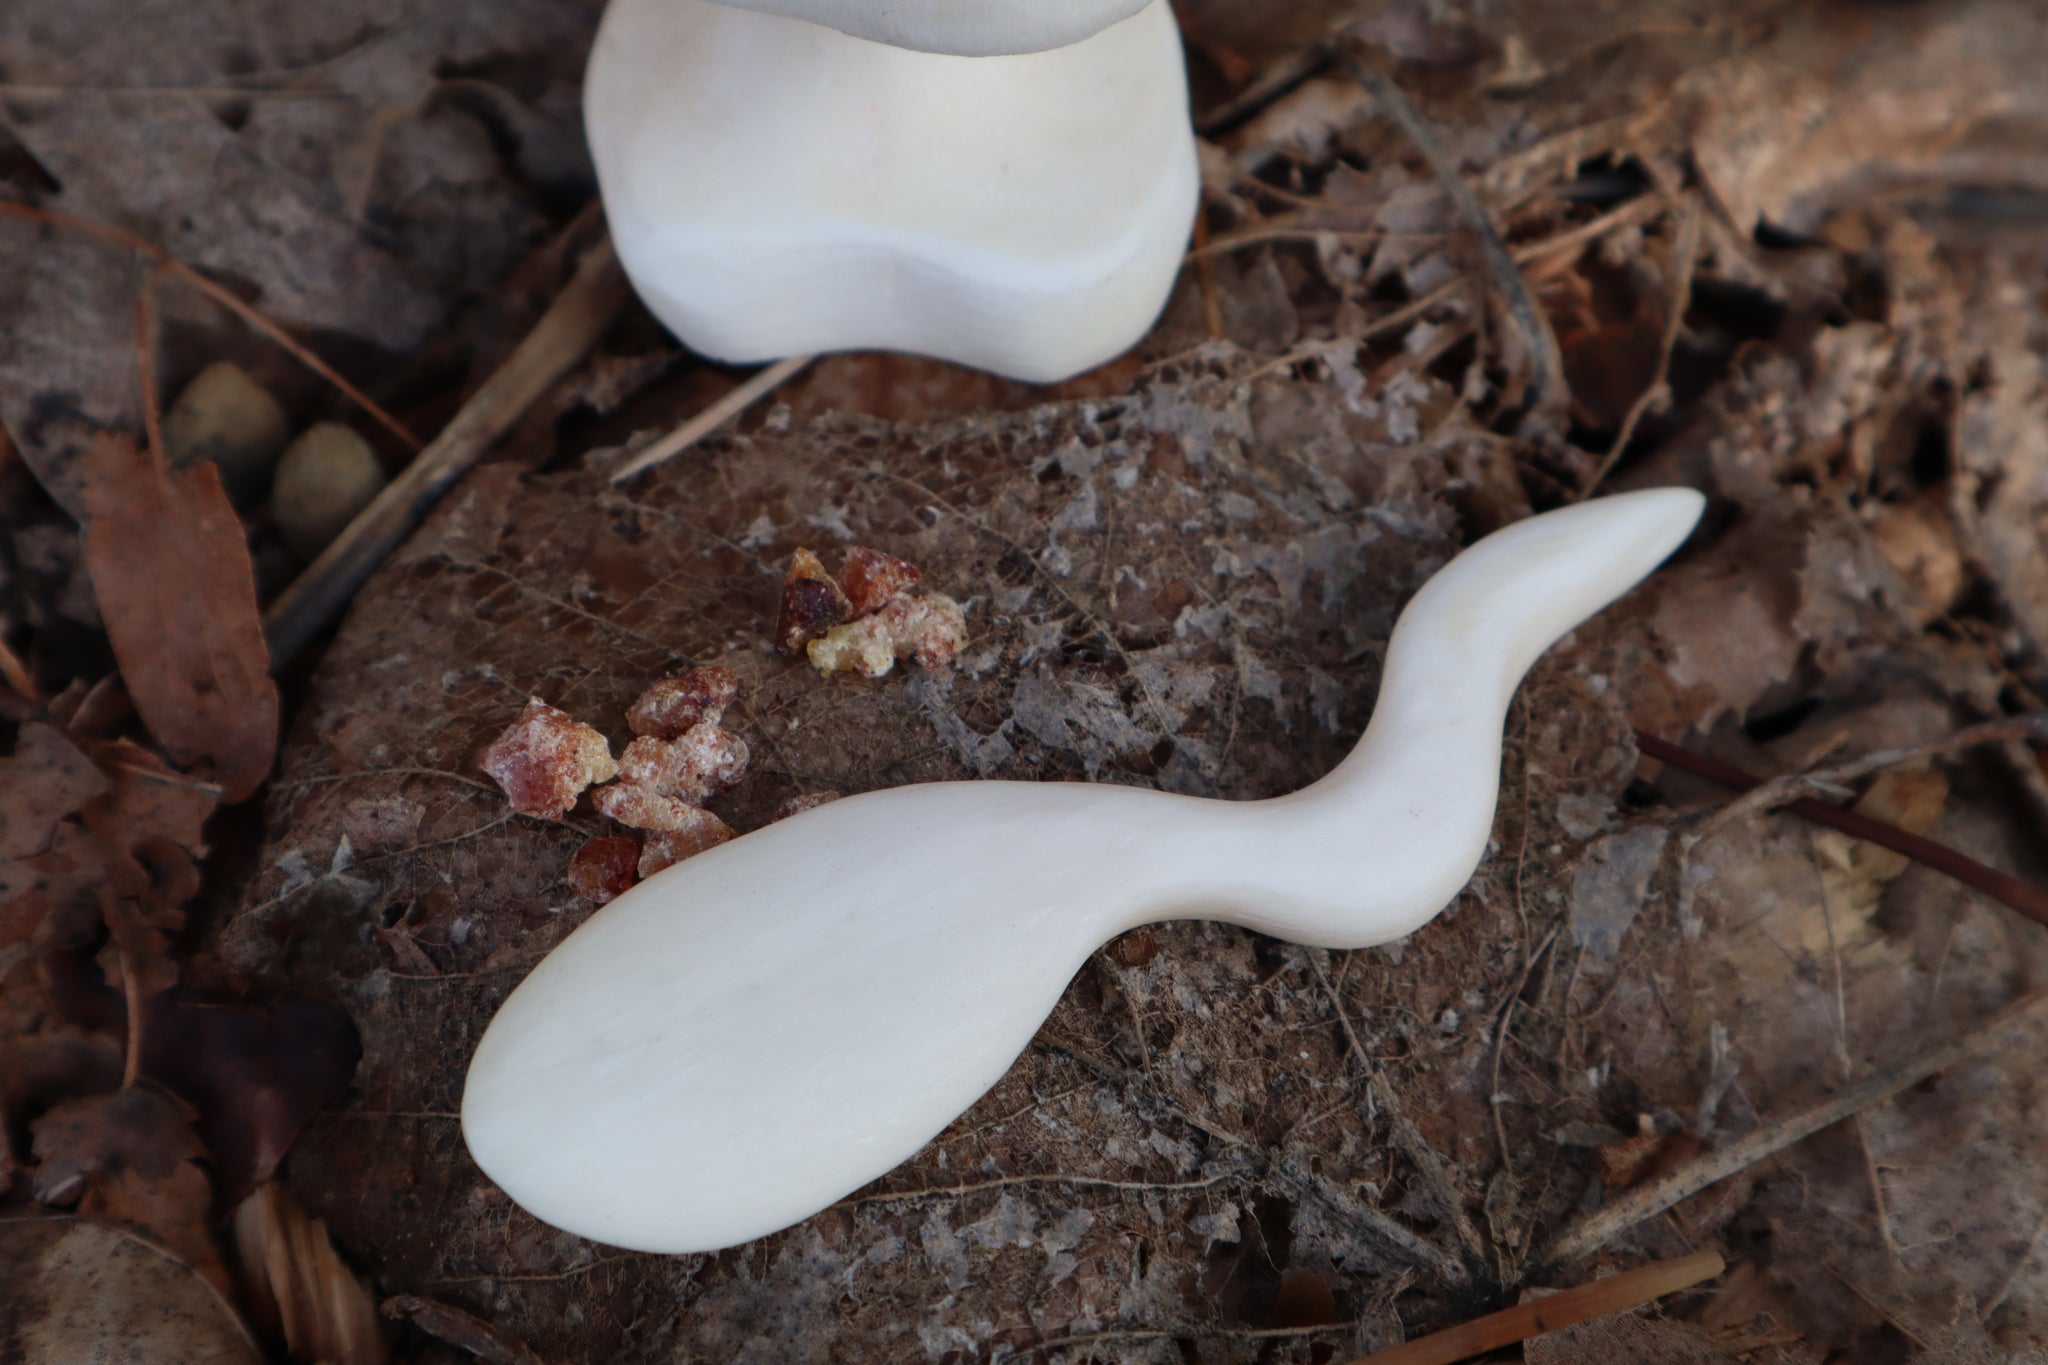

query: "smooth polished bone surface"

left=462, top=488, right=1705, bottom=1254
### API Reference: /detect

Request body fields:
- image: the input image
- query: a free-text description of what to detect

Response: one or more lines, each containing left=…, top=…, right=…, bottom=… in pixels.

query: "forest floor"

left=5, top=1, right=2048, bottom=1361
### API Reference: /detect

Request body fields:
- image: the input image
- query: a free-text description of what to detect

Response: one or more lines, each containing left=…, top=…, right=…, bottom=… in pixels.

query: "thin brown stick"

left=0, top=635, right=35, bottom=703
left=1581, top=195, right=1701, bottom=497
left=116, top=940, right=144, bottom=1090
left=1637, top=730, right=2048, bottom=928
left=1347, top=1249, right=1725, bottom=1365
left=0, top=199, right=421, bottom=452
left=607, top=352, right=814, bottom=486
left=1195, top=42, right=1329, bottom=136
left=1708, top=713, right=2048, bottom=830
left=1192, top=212, right=1227, bottom=340
left=1983, top=1210, right=2048, bottom=1323
left=1539, top=992, right=2048, bottom=1265
left=1186, top=226, right=1397, bottom=261
left=134, top=266, right=169, bottom=462
left=383, top=1294, right=545, bottom=1365
left=1225, top=195, right=1664, bottom=387
left=1332, top=40, right=1564, bottom=420
left=264, top=236, right=629, bottom=664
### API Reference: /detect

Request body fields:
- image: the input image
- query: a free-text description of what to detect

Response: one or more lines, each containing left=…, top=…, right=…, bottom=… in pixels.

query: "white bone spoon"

left=462, top=487, right=1704, bottom=1254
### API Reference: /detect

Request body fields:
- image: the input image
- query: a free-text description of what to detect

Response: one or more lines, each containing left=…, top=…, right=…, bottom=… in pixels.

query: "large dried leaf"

left=30, top=1084, right=226, bottom=1292
left=0, top=722, right=105, bottom=861
left=0, top=0, right=595, bottom=513
left=0, top=1219, right=259, bottom=1365
left=78, top=433, right=276, bottom=802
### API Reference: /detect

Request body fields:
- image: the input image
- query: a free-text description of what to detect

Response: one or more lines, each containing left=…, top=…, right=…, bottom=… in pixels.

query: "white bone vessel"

left=582, top=0, right=1198, bottom=382
left=463, top=488, right=1705, bottom=1253
left=707, top=0, right=1150, bottom=55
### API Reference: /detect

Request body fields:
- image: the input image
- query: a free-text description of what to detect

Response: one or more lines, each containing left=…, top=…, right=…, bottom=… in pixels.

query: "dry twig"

left=0, top=199, right=420, bottom=452
left=1706, top=713, right=2048, bottom=830
left=264, top=237, right=630, bottom=664
left=1638, top=729, right=2048, bottom=928
left=383, top=1295, right=544, bottom=1365
left=1539, top=992, right=2048, bottom=1265
left=1332, top=39, right=1565, bottom=422
left=608, top=352, right=815, bottom=485
left=1348, top=1249, right=1725, bottom=1365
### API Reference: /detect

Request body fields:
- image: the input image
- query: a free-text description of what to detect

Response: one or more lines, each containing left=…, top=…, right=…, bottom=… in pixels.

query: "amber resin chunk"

left=880, top=593, right=967, bottom=670
left=775, top=548, right=852, bottom=656
left=480, top=699, right=619, bottom=818
left=568, top=836, right=641, bottom=904
left=627, top=666, right=739, bottom=739
left=807, top=593, right=967, bottom=677
left=838, top=546, right=923, bottom=617
left=805, top=615, right=895, bottom=678
left=591, top=784, right=705, bottom=833
left=637, top=810, right=737, bottom=877
left=617, top=723, right=750, bottom=802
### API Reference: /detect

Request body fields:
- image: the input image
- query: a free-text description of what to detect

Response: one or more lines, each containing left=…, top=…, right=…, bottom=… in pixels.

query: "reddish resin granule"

left=479, top=699, right=618, bottom=819
left=638, top=809, right=737, bottom=877
left=805, top=615, right=896, bottom=678
left=567, top=836, right=640, bottom=904
left=628, top=666, right=739, bottom=739
left=880, top=593, right=967, bottom=670
left=775, top=548, right=852, bottom=656
left=618, top=722, right=750, bottom=802
left=772, top=791, right=842, bottom=822
left=838, top=546, right=923, bottom=617
left=592, top=783, right=711, bottom=833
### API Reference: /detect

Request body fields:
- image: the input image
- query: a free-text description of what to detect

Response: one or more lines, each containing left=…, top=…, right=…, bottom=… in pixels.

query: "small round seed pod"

left=161, top=361, right=290, bottom=504
left=272, top=423, right=387, bottom=560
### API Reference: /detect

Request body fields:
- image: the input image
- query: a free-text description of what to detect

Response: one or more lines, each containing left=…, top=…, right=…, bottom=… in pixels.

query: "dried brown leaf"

left=0, top=722, right=107, bottom=860
left=77, top=432, right=277, bottom=802
left=0, top=1219, right=260, bottom=1365
left=30, top=1085, right=226, bottom=1293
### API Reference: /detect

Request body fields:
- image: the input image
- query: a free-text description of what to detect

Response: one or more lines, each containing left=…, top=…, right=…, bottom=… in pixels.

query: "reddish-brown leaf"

left=0, top=723, right=107, bottom=860
left=30, top=1084, right=227, bottom=1291
left=79, top=739, right=217, bottom=916
left=0, top=724, right=112, bottom=955
left=78, top=431, right=278, bottom=803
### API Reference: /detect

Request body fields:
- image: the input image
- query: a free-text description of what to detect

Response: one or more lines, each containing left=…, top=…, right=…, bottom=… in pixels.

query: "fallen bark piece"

left=775, top=547, right=852, bottom=656
left=479, top=700, right=618, bottom=819
left=638, top=811, right=737, bottom=877
left=626, top=666, right=739, bottom=738
left=616, top=723, right=749, bottom=801
left=233, top=1182, right=387, bottom=1365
